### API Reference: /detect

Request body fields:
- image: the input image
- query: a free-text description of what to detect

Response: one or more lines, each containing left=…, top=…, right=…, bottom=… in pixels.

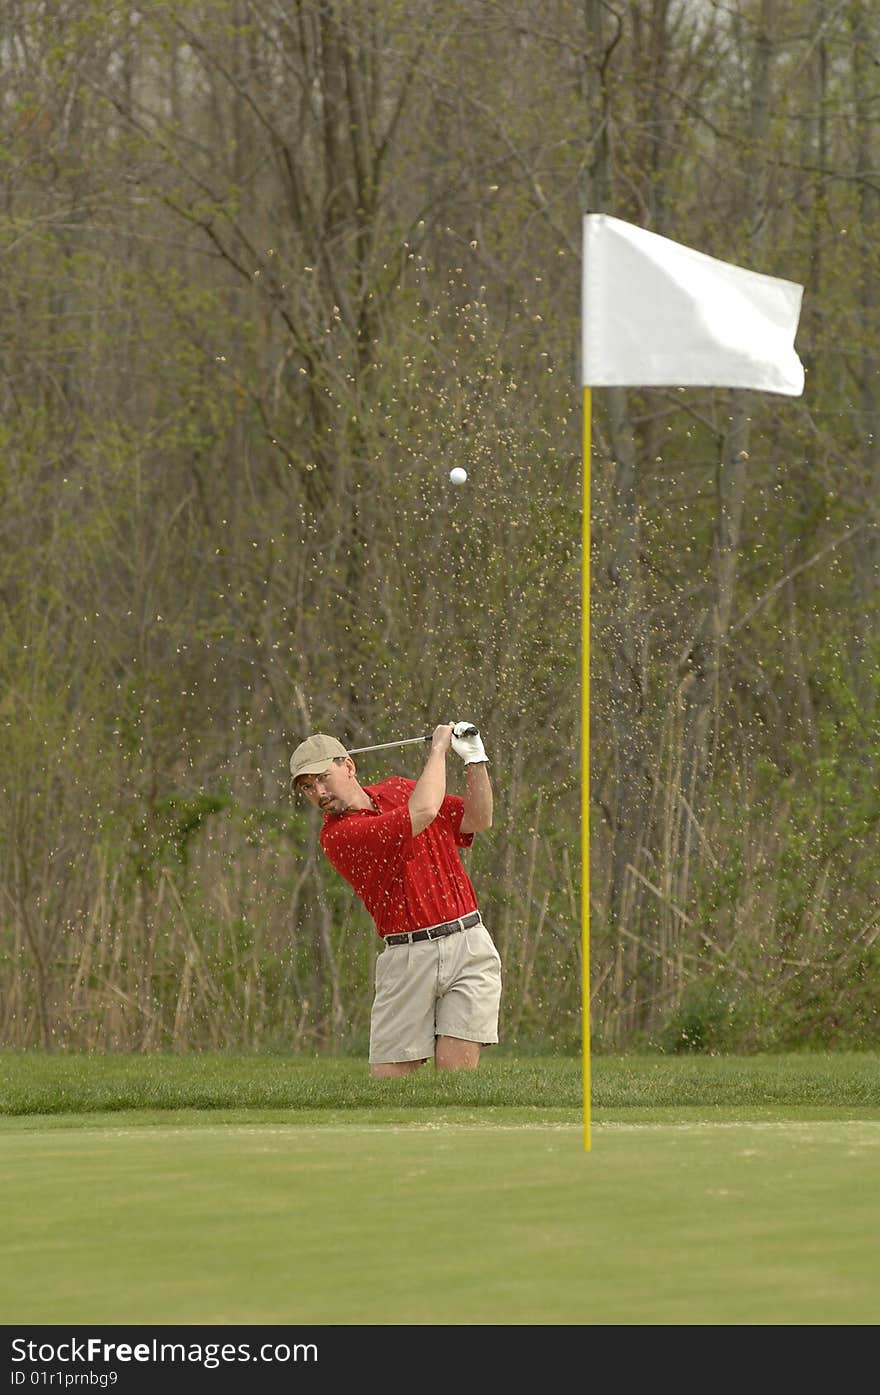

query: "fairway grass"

left=3, top=1053, right=880, bottom=1325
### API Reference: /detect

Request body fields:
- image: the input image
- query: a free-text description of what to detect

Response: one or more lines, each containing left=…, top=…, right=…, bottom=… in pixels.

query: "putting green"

left=4, top=1113, right=880, bottom=1324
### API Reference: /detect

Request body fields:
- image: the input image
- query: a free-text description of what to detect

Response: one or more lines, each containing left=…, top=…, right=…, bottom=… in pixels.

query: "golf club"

left=347, top=725, right=478, bottom=756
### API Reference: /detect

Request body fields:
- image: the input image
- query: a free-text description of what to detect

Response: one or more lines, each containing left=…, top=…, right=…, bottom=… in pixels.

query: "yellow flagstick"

left=582, top=385, right=592, bottom=1152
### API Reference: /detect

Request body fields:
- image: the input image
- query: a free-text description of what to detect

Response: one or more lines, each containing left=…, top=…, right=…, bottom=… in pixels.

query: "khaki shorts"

left=369, top=919, right=502, bottom=1065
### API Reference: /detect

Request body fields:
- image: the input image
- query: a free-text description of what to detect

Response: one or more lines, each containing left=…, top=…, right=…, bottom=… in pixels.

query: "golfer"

left=290, top=723, right=502, bottom=1078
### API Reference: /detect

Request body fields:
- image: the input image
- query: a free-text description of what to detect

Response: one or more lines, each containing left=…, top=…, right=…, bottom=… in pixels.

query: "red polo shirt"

left=319, top=776, right=478, bottom=937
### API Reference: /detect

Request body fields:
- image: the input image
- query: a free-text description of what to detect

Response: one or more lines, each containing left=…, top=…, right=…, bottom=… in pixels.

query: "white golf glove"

left=451, top=721, right=489, bottom=765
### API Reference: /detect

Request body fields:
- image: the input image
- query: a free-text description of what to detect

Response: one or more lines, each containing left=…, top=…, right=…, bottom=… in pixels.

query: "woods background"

left=2, top=0, right=878, bottom=1056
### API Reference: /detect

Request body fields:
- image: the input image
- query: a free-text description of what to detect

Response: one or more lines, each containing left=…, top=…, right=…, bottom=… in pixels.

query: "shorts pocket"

left=466, top=924, right=502, bottom=970
left=375, top=943, right=408, bottom=988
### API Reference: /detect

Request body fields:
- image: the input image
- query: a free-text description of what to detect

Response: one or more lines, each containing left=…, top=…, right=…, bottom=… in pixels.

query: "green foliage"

left=769, top=946, right=880, bottom=1051
left=655, top=979, right=762, bottom=1055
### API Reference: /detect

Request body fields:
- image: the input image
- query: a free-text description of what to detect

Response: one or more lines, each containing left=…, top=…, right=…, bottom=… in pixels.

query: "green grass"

left=3, top=1052, right=880, bottom=1325
left=2, top=1049, right=879, bottom=1116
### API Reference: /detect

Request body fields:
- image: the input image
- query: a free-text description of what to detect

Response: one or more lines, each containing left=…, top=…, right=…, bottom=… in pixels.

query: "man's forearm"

left=461, top=762, right=493, bottom=832
left=408, top=728, right=451, bottom=834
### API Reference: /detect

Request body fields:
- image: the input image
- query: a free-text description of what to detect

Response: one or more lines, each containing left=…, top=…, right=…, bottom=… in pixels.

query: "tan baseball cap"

left=289, top=733, right=349, bottom=780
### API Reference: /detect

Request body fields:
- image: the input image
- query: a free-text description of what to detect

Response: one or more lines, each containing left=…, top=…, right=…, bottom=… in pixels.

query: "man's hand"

left=430, top=723, right=454, bottom=755
left=451, top=721, right=489, bottom=765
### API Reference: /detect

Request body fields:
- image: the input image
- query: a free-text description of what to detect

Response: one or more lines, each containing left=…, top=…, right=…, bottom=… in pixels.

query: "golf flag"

left=581, top=214, right=805, bottom=395
left=579, top=217, right=804, bottom=1152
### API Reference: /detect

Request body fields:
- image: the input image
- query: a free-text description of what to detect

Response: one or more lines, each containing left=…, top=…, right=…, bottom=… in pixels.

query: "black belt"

left=384, top=910, right=481, bottom=947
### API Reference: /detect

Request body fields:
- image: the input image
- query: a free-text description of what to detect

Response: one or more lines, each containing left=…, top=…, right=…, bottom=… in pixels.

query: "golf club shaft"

left=347, top=725, right=478, bottom=757
left=346, top=735, right=430, bottom=756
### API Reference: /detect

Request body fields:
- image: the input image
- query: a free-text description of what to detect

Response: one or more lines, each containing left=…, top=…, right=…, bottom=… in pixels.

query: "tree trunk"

left=673, top=0, right=778, bottom=928
left=849, top=0, right=880, bottom=716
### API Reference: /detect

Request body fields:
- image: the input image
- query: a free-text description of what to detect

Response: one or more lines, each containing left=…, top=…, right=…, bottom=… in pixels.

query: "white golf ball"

left=449, top=467, right=468, bottom=484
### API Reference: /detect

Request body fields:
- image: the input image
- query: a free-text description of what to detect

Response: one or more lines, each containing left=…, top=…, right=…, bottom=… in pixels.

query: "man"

left=290, top=722, right=501, bottom=1078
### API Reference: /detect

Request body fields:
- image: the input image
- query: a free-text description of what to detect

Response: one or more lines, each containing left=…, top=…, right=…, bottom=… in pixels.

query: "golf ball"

left=449, top=467, right=467, bottom=484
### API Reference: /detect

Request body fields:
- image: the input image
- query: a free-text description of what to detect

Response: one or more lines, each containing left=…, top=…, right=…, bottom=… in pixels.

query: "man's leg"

left=433, top=924, right=501, bottom=1071
left=370, top=943, right=436, bottom=1077
left=369, top=1059, right=425, bottom=1079
left=434, top=1035, right=480, bottom=1070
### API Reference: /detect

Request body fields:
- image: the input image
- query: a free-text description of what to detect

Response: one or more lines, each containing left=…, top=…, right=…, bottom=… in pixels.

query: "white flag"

left=582, top=214, right=805, bottom=396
